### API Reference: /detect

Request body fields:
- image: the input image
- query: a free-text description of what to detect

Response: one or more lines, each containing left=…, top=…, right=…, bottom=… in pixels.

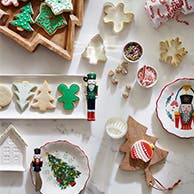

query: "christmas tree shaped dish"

left=30, top=140, right=90, bottom=194
left=0, top=0, right=85, bottom=60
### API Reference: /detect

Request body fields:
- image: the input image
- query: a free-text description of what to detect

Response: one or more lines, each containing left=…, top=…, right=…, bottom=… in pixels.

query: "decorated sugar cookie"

left=35, top=3, right=67, bottom=35
left=13, top=81, right=37, bottom=112
left=0, top=84, right=13, bottom=109
left=58, top=83, right=80, bottom=110
left=45, top=0, right=73, bottom=15
left=31, top=80, right=56, bottom=112
left=1, top=0, right=27, bottom=7
left=9, top=2, right=34, bottom=31
left=131, top=140, right=154, bottom=163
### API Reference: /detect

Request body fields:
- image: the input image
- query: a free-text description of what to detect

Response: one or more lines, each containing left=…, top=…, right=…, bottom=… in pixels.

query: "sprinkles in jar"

left=123, top=42, right=143, bottom=63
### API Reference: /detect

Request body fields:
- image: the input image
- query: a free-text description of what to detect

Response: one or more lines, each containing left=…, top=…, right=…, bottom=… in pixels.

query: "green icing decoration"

left=47, top=153, right=81, bottom=189
left=45, top=0, right=73, bottom=15
left=10, top=2, right=34, bottom=31
left=35, top=3, right=67, bottom=35
left=57, top=83, right=79, bottom=110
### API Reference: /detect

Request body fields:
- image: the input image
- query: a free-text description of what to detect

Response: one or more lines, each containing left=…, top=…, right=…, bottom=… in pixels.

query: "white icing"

left=13, top=81, right=37, bottom=112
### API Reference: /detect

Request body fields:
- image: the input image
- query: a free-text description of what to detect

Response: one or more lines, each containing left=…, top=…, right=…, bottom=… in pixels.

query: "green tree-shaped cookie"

left=58, top=84, right=79, bottom=110
left=35, top=3, right=67, bottom=35
left=10, top=2, right=34, bottom=31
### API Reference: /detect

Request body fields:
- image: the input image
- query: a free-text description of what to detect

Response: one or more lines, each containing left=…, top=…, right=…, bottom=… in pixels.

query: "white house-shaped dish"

left=82, top=34, right=107, bottom=65
left=0, top=124, right=27, bottom=171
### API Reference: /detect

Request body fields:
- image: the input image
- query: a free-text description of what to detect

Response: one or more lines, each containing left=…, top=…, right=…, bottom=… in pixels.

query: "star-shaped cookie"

left=45, top=0, right=73, bottom=15
left=35, top=3, right=67, bottom=35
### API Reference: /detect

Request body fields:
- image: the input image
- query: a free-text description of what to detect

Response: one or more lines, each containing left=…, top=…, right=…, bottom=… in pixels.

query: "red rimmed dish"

left=156, top=78, right=194, bottom=138
left=123, top=42, right=143, bottom=63
left=137, top=65, right=158, bottom=88
left=30, top=140, right=90, bottom=194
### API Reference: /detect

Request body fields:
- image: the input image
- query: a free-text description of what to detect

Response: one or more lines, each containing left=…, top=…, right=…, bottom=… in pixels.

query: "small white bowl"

left=123, top=42, right=143, bottom=63
left=137, top=65, right=158, bottom=88
left=105, top=117, right=127, bottom=139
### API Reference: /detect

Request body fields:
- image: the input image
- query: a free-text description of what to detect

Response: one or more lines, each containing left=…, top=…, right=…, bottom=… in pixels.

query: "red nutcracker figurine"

left=83, top=73, right=98, bottom=121
left=175, top=94, right=194, bottom=130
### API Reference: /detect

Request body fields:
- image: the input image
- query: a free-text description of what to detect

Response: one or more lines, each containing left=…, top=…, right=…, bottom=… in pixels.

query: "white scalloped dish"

left=30, top=140, right=90, bottom=194
left=156, top=78, right=194, bottom=138
left=105, top=117, right=127, bottom=139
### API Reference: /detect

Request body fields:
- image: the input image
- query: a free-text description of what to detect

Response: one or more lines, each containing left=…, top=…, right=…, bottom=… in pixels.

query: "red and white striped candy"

left=131, top=140, right=154, bottom=162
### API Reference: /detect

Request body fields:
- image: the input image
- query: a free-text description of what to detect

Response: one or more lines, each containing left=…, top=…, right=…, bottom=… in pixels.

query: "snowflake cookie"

left=35, top=3, right=67, bottom=35
left=45, top=0, right=73, bottom=15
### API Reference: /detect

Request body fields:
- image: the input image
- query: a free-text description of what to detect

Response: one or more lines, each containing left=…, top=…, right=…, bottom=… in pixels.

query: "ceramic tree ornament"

left=119, top=116, right=181, bottom=191
left=103, top=2, right=134, bottom=33
left=82, top=34, right=107, bottom=65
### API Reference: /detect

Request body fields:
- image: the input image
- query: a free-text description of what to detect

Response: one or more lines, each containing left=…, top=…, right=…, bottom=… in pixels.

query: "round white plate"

left=31, top=140, right=90, bottom=194
left=156, top=78, right=194, bottom=138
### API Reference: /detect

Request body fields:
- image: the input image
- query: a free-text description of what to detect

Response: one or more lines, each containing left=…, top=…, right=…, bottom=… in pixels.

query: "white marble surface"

left=0, top=0, right=194, bottom=194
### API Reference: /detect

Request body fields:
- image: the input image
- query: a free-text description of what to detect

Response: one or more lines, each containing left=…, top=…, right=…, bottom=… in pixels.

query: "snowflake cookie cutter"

left=82, top=34, right=107, bottom=65
left=103, top=2, right=134, bottom=33
left=160, top=37, right=188, bottom=66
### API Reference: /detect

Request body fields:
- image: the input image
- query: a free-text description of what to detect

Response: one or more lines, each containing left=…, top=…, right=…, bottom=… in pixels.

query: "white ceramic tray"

left=0, top=74, right=87, bottom=119
left=156, top=78, right=194, bottom=138
left=31, top=140, right=90, bottom=194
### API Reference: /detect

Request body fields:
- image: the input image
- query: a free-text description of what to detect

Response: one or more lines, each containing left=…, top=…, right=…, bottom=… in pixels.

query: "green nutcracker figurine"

left=83, top=73, right=98, bottom=121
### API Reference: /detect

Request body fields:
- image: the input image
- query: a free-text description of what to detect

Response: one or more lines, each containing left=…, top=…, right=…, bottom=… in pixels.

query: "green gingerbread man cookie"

left=57, top=83, right=80, bottom=110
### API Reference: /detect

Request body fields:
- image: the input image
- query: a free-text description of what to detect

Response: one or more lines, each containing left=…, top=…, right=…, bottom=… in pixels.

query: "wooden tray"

left=0, top=0, right=84, bottom=60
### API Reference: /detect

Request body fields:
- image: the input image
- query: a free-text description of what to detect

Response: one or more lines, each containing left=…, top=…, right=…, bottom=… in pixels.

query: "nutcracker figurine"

left=32, top=148, right=43, bottom=172
left=175, top=94, right=194, bottom=130
left=31, top=148, right=43, bottom=192
left=83, top=73, right=98, bottom=121
left=174, top=85, right=194, bottom=130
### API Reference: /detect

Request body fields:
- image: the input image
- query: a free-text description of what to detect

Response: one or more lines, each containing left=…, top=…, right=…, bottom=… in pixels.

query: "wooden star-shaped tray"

left=0, top=0, right=84, bottom=60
